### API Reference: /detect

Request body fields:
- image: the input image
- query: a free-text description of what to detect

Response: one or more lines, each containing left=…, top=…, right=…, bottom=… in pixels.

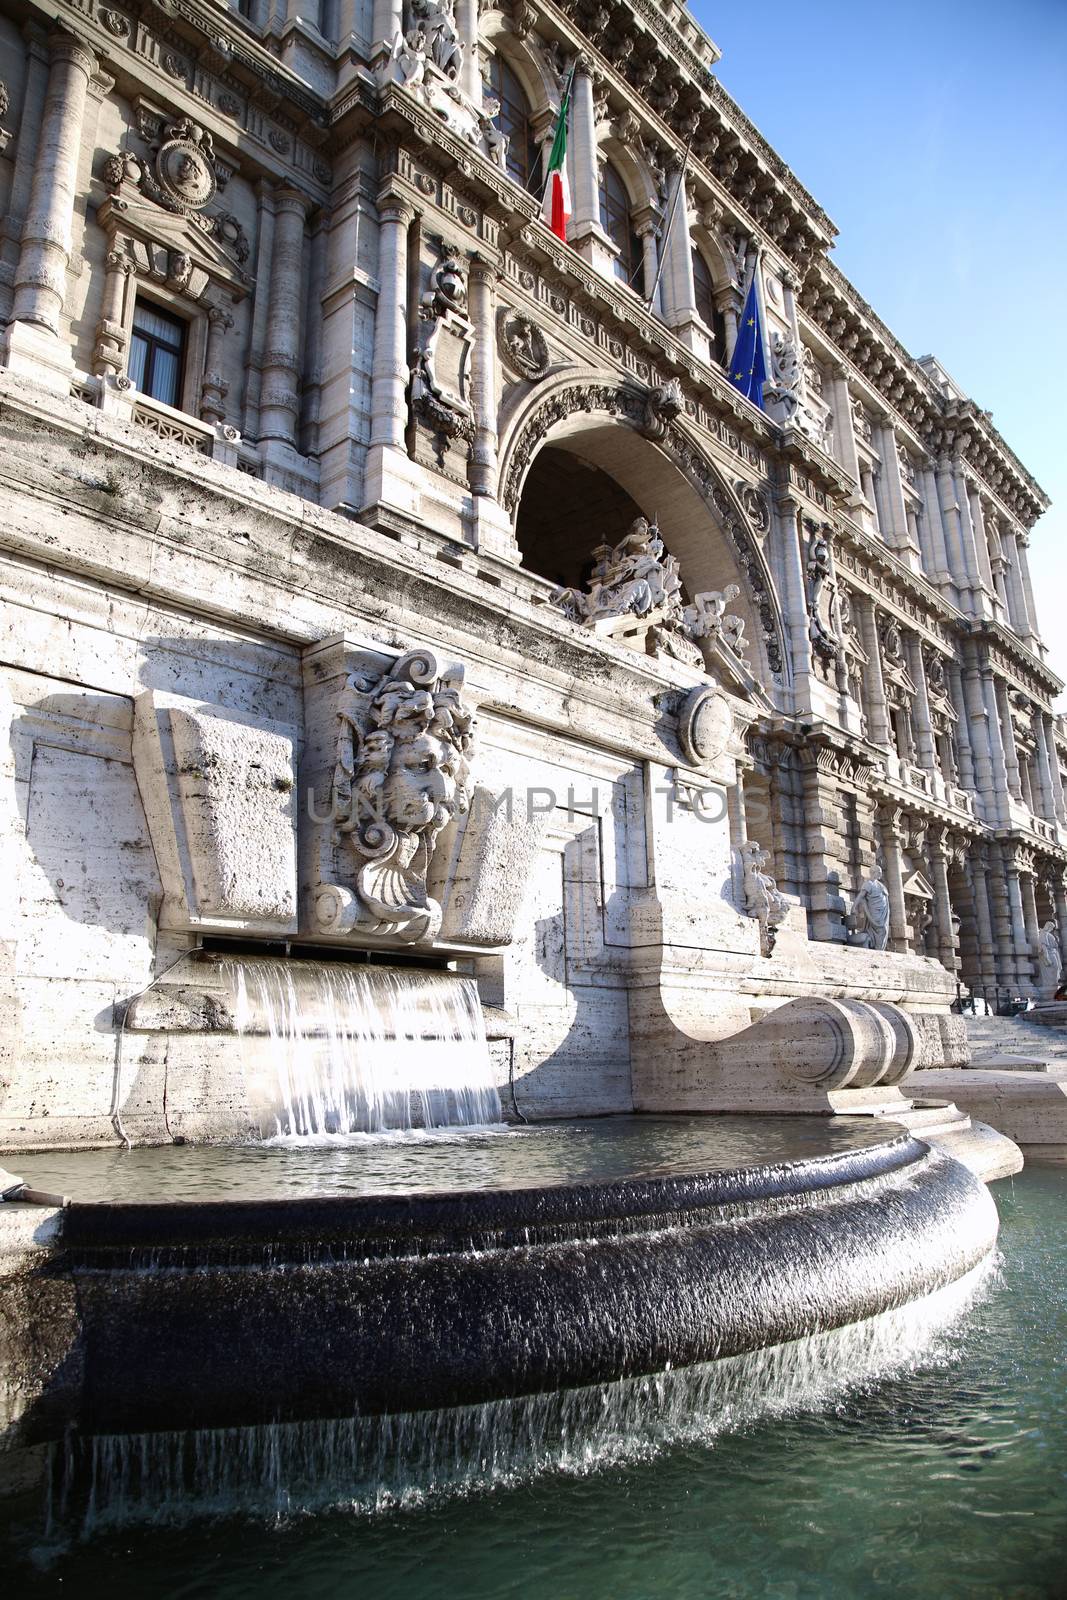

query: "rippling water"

left=9, top=1114, right=900, bottom=1203
left=4, top=1164, right=1065, bottom=1598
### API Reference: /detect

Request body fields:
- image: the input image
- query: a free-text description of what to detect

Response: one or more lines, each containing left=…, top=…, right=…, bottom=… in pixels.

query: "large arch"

left=499, top=374, right=787, bottom=683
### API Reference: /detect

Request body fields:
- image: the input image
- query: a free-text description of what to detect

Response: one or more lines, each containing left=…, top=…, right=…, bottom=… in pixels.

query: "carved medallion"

left=678, top=686, right=734, bottom=769
left=498, top=310, right=550, bottom=381
left=156, top=119, right=217, bottom=213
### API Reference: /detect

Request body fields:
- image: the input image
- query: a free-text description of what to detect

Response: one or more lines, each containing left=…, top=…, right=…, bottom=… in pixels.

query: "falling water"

left=43, top=1255, right=994, bottom=1536
left=225, top=958, right=501, bottom=1138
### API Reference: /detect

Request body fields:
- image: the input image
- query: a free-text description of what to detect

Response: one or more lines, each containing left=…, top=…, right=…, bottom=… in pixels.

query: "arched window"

left=489, top=55, right=539, bottom=192
left=598, top=162, right=642, bottom=289
left=692, top=248, right=728, bottom=365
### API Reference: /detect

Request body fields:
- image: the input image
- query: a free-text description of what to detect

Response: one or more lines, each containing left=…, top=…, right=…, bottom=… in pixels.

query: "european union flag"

left=728, top=275, right=767, bottom=410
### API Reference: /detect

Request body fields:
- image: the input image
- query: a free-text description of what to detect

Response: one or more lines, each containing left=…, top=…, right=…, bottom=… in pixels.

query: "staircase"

left=964, top=1012, right=1067, bottom=1072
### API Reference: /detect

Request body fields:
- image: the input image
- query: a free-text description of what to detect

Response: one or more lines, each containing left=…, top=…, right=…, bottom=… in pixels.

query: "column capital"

left=274, top=185, right=310, bottom=217
left=47, top=30, right=97, bottom=78
left=376, top=185, right=416, bottom=226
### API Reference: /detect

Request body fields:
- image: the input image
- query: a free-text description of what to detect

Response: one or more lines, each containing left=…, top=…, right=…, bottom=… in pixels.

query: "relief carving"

left=498, top=309, right=550, bottom=381
left=411, top=250, right=475, bottom=459
left=316, top=648, right=475, bottom=945
left=741, top=840, right=788, bottom=956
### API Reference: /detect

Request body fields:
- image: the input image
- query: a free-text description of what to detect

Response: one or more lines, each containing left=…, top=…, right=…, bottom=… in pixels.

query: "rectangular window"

left=128, top=300, right=186, bottom=410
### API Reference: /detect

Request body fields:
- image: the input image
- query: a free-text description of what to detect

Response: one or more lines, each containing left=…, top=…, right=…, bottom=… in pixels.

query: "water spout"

left=223, top=958, right=501, bottom=1139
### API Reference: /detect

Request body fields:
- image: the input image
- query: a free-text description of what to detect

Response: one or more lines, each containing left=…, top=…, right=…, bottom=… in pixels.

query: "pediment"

left=901, top=869, right=934, bottom=900
left=97, top=194, right=252, bottom=300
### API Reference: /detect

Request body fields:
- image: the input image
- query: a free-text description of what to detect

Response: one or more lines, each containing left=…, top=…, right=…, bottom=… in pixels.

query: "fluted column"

left=259, top=187, right=308, bottom=450
left=368, top=192, right=413, bottom=452
left=467, top=257, right=498, bottom=498
left=8, top=32, right=96, bottom=338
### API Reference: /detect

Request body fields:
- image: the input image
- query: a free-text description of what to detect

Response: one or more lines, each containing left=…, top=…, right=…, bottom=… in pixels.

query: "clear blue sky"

left=691, top=0, right=1067, bottom=707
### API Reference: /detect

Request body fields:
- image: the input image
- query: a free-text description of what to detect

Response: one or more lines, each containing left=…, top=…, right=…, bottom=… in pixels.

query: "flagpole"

left=644, top=129, right=695, bottom=314
left=541, top=61, right=577, bottom=207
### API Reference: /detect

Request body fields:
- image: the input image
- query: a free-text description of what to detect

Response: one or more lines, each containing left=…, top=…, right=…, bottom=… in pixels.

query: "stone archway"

left=499, top=376, right=786, bottom=683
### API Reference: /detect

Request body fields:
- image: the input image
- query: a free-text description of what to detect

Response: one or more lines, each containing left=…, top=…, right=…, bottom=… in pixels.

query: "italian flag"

left=541, top=78, right=572, bottom=242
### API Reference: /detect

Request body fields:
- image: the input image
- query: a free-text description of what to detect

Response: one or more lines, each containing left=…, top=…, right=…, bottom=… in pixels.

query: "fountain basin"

left=2, top=1117, right=998, bottom=1446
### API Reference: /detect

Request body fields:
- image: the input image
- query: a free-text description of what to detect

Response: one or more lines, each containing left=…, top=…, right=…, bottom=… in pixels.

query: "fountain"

left=0, top=627, right=1017, bottom=1533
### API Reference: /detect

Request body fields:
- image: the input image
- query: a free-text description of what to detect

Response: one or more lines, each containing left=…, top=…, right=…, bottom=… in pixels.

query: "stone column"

left=200, top=305, right=234, bottom=426
left=1016, top=533, right=1042, bottom=651
left=967, top=846, right=998, bottom=992
left=1052, top=872, right=1067, bottom=971
left=1020, top=867, right=1041, bottom=966
left=371, top=0, right=403, bottom=59
left=4, top=32, right=97, bottom=385
left=91, top=244, right=133, bottom=379
left=929, top=830, right=958, bottom=974
left=986, top=845, right=1016, bottom=991
left=1042, top=715, right=1067, bottom=823
left=634, top=214, right=661, bottom=313
left=467, top=256, right=498, bottom=499
left=872, top=805, right=906, bottom=952
left=934, top=457, right=974, bottom=601
left=994, top=679, right=1023, bottom=801
left=661, top=159, right=698, bottom=335
left=259, top=186, right=308, bottom=451
left=368, top=192, right=414, bottom=453
left=967, top=488, right=997, bottom=598
left=1004, top=855, right=1033, bottom=989
left=568, top=62, right=600, bottom=238
left=904, top=633, right=937, bottom=771
left=1032, top=714, right=1057, bottom=824
left=774, top=496, right=815, bottom=714
left=856, top=595, right=891, bottom=751
left=998, top=527, right=1032, bottom=638
left=918, top=466, right=954, bottom=597
left=830, top=367, right=860, bottom=488
left=455, top=0, right=481, bottom=106
left=946, top=660, right=977, bottom=793
left=875, top=423, right=911, bottom=559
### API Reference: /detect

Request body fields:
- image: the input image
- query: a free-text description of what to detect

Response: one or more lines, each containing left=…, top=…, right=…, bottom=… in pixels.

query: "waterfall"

left=224, top=958, right=501, bottom=1138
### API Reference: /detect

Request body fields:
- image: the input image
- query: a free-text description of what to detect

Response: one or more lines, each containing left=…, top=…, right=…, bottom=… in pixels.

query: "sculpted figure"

left=327, top=648, right=474, bottom=943
left=409, top=0, right=463, bottom=80
left=1036, top=920, right=1063, bottom=999
left=848, top=866, right=891, bottom=951
left=741, top=840, right=788, bottom=955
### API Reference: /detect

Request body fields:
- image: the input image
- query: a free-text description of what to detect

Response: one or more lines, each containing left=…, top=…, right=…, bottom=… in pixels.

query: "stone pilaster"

left=91, top=244, right=133, bottom=380
left=946, top=659, right=977, bottom=793
left=259, top=186, right=308, bottom=453
left=904, top=632, right=937, bottom=772
left=3, top=31, right=97, bottom=388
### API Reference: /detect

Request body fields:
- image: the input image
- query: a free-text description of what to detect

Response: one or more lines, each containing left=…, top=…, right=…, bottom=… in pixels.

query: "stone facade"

left=0, top=0, right=1060, bottom=1145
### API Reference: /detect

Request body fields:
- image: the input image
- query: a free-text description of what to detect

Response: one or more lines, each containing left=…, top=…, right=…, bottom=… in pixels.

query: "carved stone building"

left=0, top=0, right=1062, bottom=1144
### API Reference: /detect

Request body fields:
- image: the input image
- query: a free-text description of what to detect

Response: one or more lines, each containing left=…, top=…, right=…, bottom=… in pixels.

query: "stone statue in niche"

left=411, top=250, right=475, bottom=461
left=317, top=648, right=475, bottom=944
left=741, top=840, right=788, bottom=956
left=1036, top=920, right=1063, bottom=998
left=806, top=525, right=839, bottom=665
left=848, top=866, right=891, bottom=951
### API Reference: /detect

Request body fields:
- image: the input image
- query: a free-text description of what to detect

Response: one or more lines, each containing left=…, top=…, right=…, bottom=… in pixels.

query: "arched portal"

left=501, top=381, right=786, bottom=684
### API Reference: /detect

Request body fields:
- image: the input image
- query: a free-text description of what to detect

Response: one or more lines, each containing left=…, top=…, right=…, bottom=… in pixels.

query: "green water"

left=5, top=1165, right=1067, bottom=1599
